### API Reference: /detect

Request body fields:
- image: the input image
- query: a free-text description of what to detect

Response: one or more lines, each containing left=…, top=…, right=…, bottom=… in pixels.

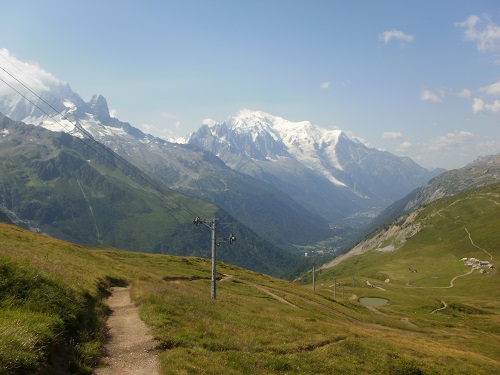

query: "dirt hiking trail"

left=94, top=287, right=159, bottom=375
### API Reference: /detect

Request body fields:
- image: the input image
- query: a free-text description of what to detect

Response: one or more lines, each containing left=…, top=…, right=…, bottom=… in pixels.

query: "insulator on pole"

left=194, top=217, right=236, bottom=300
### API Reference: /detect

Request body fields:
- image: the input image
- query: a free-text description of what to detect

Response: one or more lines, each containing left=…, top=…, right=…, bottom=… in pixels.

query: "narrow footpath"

left=94, top=287, right=160, bottom=375
left=431, top=300, right=448, bottom=314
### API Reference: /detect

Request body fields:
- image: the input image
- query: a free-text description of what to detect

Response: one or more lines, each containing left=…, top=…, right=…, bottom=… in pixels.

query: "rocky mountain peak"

left=87, top=94, right=110, bottom=120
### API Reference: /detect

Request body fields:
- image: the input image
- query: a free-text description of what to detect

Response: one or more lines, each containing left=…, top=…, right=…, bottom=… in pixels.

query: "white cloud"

left=469, top=80, right=500, bottom=113
left=472, top=98, right=485, bottom=112
left=457, top=88, right=472, bottom=98
left=0, top=48, right=63, bottom=96
left=420, top=89, right=444, bottom=103
left=379, top=29, right=414, bottom=44
left=109, top=108, right=118, bottom=118
left=427, top=130, right=475, bottom=152
left=345, top=130, right=371, bottom=147
left=202, top=118, right=218, bottom=127
left=160, top=111, right=182, bottom=127
left=382, top=131, right=404, bottom=139
left=472, top=97, right=500, bottom=113
left=456, top=15, right=500, bottom=52
left=138, top=123, right=175, bottom=140
left=474, top=138, right=500, bottom=157
left=136, top=111, right=184, bottom=140
left=406, top=131, right=499, bottom=170
left=320, top=81, right=330, bottom=90
left=396, top=141, right=412, bottom=153
left=480, top=80, right=500, bottom=95
left=160, top=111, right=177, bottom=120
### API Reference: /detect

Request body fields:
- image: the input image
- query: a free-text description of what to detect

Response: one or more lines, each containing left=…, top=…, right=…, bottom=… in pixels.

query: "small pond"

left=359, top=297, right=389, bottom=307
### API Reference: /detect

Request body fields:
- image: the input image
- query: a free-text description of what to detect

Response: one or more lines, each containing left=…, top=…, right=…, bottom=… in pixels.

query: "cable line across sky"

left=0, top=61, right=200, bottom=224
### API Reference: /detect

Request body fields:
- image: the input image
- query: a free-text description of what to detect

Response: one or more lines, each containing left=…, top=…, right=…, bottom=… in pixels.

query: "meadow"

left=0, top=184, right=498, bottom=374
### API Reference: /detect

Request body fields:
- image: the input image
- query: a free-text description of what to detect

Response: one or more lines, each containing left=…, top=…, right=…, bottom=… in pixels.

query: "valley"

left=1, top=4, right=500, bottom=373
left=307, top=184, right=500, bottom=371
left=0, top=182, right=498, bottom=374
left=0, top=86, right=446, bottom=276
left=0, top=86, right=442, bottom=259
left=0, top=58, right=498, bottom=374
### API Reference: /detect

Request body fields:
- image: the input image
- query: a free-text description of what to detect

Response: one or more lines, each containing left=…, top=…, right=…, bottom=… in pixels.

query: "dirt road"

left=94, top=287, right=159, bottom=375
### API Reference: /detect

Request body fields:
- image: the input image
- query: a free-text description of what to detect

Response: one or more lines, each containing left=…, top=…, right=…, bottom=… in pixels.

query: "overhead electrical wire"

left=0, top=52, right=214, bottom=197
left=0, top=62, right=200, bottom=223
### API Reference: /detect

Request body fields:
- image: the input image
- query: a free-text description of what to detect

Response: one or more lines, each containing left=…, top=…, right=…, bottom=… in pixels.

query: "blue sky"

left=1, top=0, right=500, bottom=169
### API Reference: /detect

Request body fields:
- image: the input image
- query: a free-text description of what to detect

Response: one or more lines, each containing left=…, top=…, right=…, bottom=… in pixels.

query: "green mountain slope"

left=323, top=182, right=500, bottom=275
left=0, top=114, right=299, bottom=277
left=3, top=85, right=335, bottom=249
left=314, top=184, right=499, bottom=372
left=0, top=210, right=10, bottom=224
left=365, top=153, right=500, bottom=236
left=0, top=223, right=126, bottom=373
left=1, top=219, right=498, bottom=374
left=119, top=141, right=332, bottom=248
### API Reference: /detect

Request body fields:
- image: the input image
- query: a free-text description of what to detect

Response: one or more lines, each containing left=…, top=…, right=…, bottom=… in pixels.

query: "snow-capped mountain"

left=0, top=83, right=333, bottom=248
left=0, top=75, right=441, bottom=246
left=0, top=82, right=148, bottom=148
left=188, top=109, right=442, bottom=222
left=202, top=109, right=346, bottom=186
left=0, top=113, right=300, bottom=276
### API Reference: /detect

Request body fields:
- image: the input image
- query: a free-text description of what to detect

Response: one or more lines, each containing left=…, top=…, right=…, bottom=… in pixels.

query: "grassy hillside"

left=1, top=186, right=499, bottom=375
left=364, top=153, right=500, bottom=237
left=0, top=116, right=300, bottom=277
left=315, top=183, right=500, bottom=373
left=0, top=223, right=128, bottom=373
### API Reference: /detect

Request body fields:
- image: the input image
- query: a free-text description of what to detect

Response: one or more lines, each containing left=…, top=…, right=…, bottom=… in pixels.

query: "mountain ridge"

left=0, top=85, right=335, bottom=248
left=188, top=109, right=442, bottom=223
left=364, top=152, right=500, bottom=237
left=0, top=113, right=300, bottom=276
left=0, top=78, right=441, bottom=252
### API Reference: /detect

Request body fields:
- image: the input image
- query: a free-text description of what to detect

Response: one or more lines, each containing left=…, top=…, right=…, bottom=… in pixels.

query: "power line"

left=1, top=61, right=241, bottom=300
left=0, top=63, right=198, bottom=223
left=194, top=217, right=236, bottom=299
left=0, top=64, right=94, bottom=140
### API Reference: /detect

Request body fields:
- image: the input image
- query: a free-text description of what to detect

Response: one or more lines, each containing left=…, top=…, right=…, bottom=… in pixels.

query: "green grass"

left=0, top=224, right=131, bottom=374
left=0, top=308, right=62, bottom=373
left=0, top=184, right=499, bottom=374
left=313, top=184, right=500, bottom=373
